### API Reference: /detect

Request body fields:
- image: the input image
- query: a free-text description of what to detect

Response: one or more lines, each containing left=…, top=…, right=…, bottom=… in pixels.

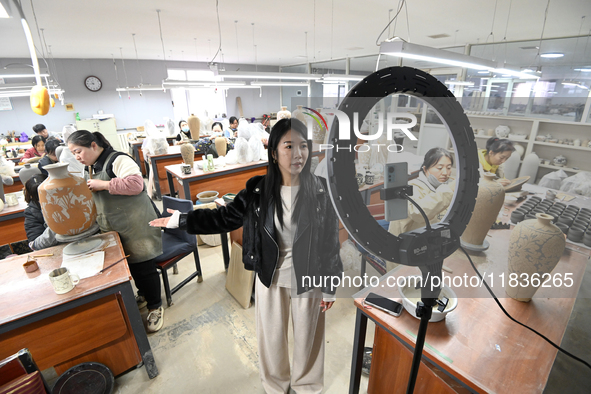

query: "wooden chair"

left=0, top=348, right=50, bottom=394
left=154, top=196, right=204, bottom=307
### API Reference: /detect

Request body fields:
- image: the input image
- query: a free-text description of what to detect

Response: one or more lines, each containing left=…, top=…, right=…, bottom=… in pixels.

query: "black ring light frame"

left=326, top=66, right=480, bottom=264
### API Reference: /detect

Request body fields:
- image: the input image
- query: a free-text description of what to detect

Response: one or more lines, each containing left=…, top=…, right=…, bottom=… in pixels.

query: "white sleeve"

left=111, top=155, right=142, bottom=178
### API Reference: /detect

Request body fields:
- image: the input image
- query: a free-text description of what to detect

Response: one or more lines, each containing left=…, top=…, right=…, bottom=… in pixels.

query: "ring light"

left=325, top=66, right=479, bottom=266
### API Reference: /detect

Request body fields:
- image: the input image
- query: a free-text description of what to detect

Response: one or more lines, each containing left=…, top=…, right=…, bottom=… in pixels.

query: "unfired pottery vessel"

left=187, top=114, right=201, bottom=140
left=506, top=213, right=566, bottom=302
left=215, top=137, right=227, bottom=157
left=180, top=143, right=196, bottom=166
left=277, top=106, right=291, bottom=120
left=291, top=105, right=306, bottom=124
left=460, top=173, right=505, bottom=250
left=39, top=163, right=97, bottom=236
left=312, top=108, right=326, bottom=144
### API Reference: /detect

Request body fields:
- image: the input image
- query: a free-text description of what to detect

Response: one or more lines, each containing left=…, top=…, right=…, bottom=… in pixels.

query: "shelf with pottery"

left=538, top=164, right=583, bottom=173
left=533, top=141, right=591, bottom=151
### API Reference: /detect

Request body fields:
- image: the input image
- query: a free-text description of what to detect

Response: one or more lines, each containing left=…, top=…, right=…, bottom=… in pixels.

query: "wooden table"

left=349, top=229, right=589, bottom=393
left=0, top=199, right=27, bottom=247
left=165, top=161, right=268, bottom=203
left=3, top=176, right=23, bottom=194
left=0, top=232, right=158, bottom=379
left=148, top=146, right=204, bottom=200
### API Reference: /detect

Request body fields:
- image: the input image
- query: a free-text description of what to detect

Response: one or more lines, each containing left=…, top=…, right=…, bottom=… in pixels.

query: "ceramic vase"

left=277, top=106, right=291, bottom=120
left=506, top=213, right=566, bottom=302
left=460, top=173, right=505, bottom=250
left=312, top=108, right=326, bottom=144
left=19, top=164, right=39, bottom=185
left=180, top=143, right=195, bottom=166
left=38, top=163, right=97, bottom=236
left=518, top=152, right=540, bottom=184
left=187, top=114, right=201, bottom=140
left=292, top=105, right=306, bottom=124
left=215, top=137, right=227, bottom=157
left=503, top=150, right=521, bottom=179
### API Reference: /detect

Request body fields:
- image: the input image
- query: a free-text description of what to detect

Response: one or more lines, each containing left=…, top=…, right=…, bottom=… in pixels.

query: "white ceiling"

left=1, top=0, right=591, bottom=69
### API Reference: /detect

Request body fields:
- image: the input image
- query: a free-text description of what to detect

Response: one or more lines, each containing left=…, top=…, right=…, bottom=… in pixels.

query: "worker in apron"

left=68, top=130, right=165, bottom=333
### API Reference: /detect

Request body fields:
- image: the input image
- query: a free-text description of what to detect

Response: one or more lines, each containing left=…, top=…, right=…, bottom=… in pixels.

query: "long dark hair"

left=486, top=137, right=515, bottom=154
left=67, top=130, right=112, bottom=149
left=24, top=174, right=48, bottom=203
left=421, top=148, right=453, bottom=173
left=263, top=118, right=314, bottom=229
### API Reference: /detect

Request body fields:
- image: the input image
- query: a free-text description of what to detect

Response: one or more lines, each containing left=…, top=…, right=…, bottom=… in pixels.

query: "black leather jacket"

left=179, top=175, right=343, bottom=295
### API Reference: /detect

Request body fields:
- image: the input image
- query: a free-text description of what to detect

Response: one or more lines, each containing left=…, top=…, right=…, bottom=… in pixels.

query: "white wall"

left=0, top=58, right=284, bottom=136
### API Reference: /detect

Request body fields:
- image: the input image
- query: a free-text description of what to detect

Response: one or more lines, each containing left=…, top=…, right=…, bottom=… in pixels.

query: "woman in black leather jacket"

left=151, top=118, right=342, bottom=393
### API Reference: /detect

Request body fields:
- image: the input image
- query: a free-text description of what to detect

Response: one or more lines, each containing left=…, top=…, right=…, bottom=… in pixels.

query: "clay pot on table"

left=460, top=173, right=505, bottom=251
left=507, top=213, right=566, bottom=302
left=39, top=163, right=97, bottom=236
left=511, top=210, right=526, bottom=223
left=187, top=114, right=201, bottom=140
left=556, top=223, right=569, bottom=234
left=557, top=215, right=574, bottom=227
left=180, top=143, right=196, bottom=166
left=583, top=231, right=591, bottom=247
left=567, top=226, right=586, bottom=242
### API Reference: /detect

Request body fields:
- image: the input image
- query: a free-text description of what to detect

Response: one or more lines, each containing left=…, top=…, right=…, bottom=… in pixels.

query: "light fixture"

left=380, top=37, right=497, bottom=70
left=540, top=52, right=564, bottom=58
left=116, top=85, right=166, bottom=92
left=444, top=80, right=475, bottom=86
left=322, top=74, right=365, bottom=82
left=251, top=81, right=309, bottom=86
left=0, top=73, right=50, bottom=79
left=477, top=71, right=491, bottom=74
left=217, top=71, right=321, bottom=80
left=492, top=68, right=539, bottom=80
left=561, top=80, right=589, bottom=90
left=163, top=80, right=246, bottom=87
left=574, top=68, right=591, bottom=72
left=0, top=1, right=9, bottom=18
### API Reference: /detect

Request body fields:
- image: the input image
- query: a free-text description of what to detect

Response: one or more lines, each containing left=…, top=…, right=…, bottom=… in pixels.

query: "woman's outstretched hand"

left=149, top=209, right=179, bottom=228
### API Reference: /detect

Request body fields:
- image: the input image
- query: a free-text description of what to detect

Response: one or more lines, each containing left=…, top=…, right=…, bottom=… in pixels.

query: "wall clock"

left=84, top=76, right=102, bottom=92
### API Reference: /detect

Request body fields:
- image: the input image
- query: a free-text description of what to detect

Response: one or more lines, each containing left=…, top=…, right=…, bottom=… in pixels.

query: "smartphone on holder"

left=364, top=292, right=403, bottom=317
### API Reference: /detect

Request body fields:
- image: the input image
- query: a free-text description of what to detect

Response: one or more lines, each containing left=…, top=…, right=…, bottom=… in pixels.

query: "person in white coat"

left=389, top=147, right=455, bottom=236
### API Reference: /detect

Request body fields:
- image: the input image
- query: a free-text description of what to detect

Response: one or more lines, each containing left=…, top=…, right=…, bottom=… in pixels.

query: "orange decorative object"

left=30, top=85, right=50, bottom=115
left=50, top=97, right=56, bottom=107
left=39, top=163, right=97, bottom=236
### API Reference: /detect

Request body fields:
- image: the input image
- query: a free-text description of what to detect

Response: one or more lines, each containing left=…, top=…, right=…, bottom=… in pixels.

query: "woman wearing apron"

left=67, top=130, right=165, bottom=333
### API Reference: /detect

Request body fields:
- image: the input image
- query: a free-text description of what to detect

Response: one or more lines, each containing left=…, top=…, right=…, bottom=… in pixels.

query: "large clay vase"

left=215, top=137, right=227, bottom=157
left=180, top=143, right=195, bottom=166
left=312, top=108, right=326, bottom=144
left=518, top=152, right=539, bottom=184
left=503, top=150, right=521, bottom=180
left=38, top=163, right=97, bottom=236
left=292, top=105, right=306, bottom=124
left=277, top=106, right=291, bottom=120
left=460, top=173, right=505, bottom=251
left=506, top=213, right=566, bottom=302
left=187, top=114, right=201, bottom=140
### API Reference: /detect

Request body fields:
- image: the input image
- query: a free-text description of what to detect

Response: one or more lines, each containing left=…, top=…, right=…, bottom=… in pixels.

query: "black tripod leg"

left=406, top=304, right=433, bottom=394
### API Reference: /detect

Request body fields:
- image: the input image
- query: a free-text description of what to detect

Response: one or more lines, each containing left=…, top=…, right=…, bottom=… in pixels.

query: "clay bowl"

left=575, top=213, right=591, bottom=222
left=521, top=202, right=536, bottom=210
left=511, top=211, right=526, bottom=223
left=529, top=196, right=542, bottom=202
left=564, top=207, right=579, bottom=215
left=583, top=231, right=591, bottom=247
left=546, top=214, right=559, bottom=223
left=579, top=208, right=591, bottom=216
left=556, top=223, right=569, bottom=234
left=573, top=220, right=589, bottom=230
left=567, top=226, right=585, bottom=242
left=548, top=209, right=563, bottom=217
left=532, top=208, right=547, bottom=214
left=539, top=200, right=554, bottom=208
left=525, top=214, right=537, bottom=221
left=553, top=202, right=567, bottom=209
left=558, top=215, right=575, bottom=226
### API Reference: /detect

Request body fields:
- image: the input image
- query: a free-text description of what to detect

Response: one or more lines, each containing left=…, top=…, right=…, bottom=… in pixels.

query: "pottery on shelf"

left=277, top=106, right=291, bottom=120
left=495, top=125, right=510, bottom=138
left=187, top=114, right=201, bottom=140
left=311, top=108, right=326, bottom=144
left=180, top=143, right=196, bottom=166
left=552, top=155, right=567, bottom=167
left=291, top=105, right=306, bottom=124
left=38, top=163, right=97, bottom=236
left=460, top=173, right=505, bottom=251
left=506, top=213, right=566, bottom=302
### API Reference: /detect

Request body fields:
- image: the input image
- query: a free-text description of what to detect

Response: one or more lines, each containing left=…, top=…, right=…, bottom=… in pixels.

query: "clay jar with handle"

left=460, top=173, right=505, bottom=250
left=506, top=213, right=566, bottom=302
left=180, top=143, right=196, bottom=166
left=187, top=114, right=201, bottom=140
left=38, top=163, right=97, bottom=236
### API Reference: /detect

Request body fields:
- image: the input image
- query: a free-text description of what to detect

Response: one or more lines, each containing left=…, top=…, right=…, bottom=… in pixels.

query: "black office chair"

left=154, top=196, right=203, bottom=307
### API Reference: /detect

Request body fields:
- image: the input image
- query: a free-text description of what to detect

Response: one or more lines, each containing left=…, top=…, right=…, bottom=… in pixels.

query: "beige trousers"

left=255, top=276, right=325, bottom=394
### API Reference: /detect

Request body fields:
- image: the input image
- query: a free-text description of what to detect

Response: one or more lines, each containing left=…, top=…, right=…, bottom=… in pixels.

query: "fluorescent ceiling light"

left=0, top=73, right=50, bottom=78
left=493, top=68, right=539, bottom=79
left=444, top=80, right=474, bottom=86
left=574, top=68, right=591, bottom=72
left=0, top=88, right=64, bottom=98
left=540, top=52, right=564, bottom=58
left=322, top=74, right=365, bottom=82
left=477, top=71, right=491, bottom=74
left=561, top=81, right=589, bottom=90
left=217, top=71, right=321, bottom=80
left=116, top=86, right=165, bottom=92
left=380, top=37, right=497, bottom=70
left=251, top=82, right=309, bottom=86
left=0, top=2, right=9, bottom=18
left=163, top=80, right=246, bottom=87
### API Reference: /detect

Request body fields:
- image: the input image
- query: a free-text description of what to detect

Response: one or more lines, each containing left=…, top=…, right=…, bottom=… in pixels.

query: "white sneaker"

left=146, top=307, right=164, bottom=333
